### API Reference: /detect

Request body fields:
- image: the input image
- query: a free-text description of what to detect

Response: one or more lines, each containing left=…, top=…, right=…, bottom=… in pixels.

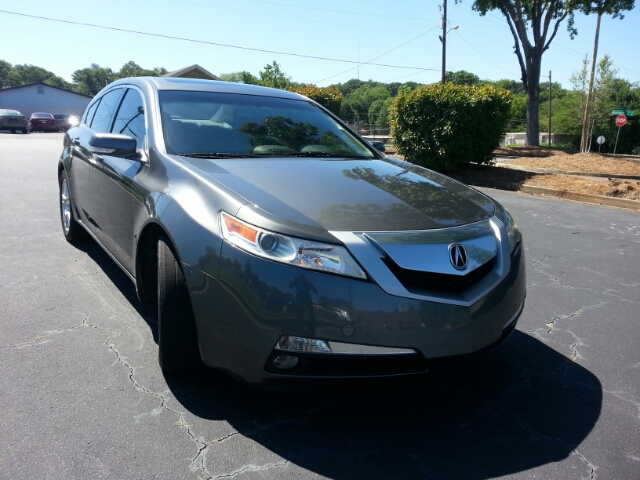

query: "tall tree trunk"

left=525, top=54, right=542, bottom=146
left=580, top=12, right=602, bottom=153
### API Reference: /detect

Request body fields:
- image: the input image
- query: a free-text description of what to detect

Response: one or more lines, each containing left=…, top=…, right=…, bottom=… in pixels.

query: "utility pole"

left=441, top=0, right=447, bottom=84
left=548, top=70, right=552, bottom=146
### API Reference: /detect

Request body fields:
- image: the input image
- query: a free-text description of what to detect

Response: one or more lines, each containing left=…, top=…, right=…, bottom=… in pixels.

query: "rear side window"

left=90, top=88, right=124, bottom=133
left=111, top=88, right=146, bottom=149
left=82, top=100, right=99, bottom=126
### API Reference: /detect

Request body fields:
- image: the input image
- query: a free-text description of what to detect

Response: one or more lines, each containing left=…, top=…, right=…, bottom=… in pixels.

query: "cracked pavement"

left=1, top=134, right=639, bottom=479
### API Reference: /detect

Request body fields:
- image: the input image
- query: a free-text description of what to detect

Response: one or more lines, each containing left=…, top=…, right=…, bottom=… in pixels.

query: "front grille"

left=382, top=256, right=494, bottom=294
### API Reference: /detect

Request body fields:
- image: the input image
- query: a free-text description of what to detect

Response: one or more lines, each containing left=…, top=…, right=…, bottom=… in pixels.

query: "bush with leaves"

left=288, top=85, right=343, bottom=117
left=390, top=83, right=512, bottom=172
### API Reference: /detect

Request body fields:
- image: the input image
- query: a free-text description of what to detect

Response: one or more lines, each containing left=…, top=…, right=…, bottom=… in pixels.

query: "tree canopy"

left=472, top=0, right=583, bottom=145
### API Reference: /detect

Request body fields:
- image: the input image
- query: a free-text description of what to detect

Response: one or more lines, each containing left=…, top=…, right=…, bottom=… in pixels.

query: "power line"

left=452, top=30, right=519, bottom=78
left=170, top=0, right=417, bottom=35
left=0, top=9, right=435, bottom=72
left=314, top=27, right=441, bottom=84
left=240, top=0, right=432, bottom=21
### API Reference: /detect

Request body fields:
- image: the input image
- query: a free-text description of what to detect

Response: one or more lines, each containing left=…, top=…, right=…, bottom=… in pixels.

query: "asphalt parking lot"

left=1, top=132, right=639, bottom=479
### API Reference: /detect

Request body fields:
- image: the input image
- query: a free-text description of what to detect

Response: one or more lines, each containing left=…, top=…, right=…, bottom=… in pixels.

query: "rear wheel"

left=59, top=171, right=88, bottom=242
left=157, top=235, right=203, bottom=374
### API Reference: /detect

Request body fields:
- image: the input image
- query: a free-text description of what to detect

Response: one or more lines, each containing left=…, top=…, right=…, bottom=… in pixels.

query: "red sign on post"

left=616, top=114, right=627, bottom=127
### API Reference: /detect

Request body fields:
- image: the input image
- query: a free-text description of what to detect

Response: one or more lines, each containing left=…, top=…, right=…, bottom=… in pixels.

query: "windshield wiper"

left=180, top=152, right=258, bottom=159
left=283, top=152, right=370, bottom=158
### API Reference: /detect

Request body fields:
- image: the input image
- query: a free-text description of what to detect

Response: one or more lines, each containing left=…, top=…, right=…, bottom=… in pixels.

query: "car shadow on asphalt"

left=79, top=239, right=603, bottom=479
left=167, top=333, right=602, bottom=479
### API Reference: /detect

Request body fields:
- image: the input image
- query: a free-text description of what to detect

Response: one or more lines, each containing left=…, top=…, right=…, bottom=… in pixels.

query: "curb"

left=452, top=176, right=640, bottom=211
left=496, top=164, right=640, bottom=181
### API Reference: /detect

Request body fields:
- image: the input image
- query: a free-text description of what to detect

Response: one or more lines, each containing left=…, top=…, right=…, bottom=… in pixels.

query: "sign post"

left=614, top=115, right=627, bottom=154
left=596, top=135, right=605, bottom=153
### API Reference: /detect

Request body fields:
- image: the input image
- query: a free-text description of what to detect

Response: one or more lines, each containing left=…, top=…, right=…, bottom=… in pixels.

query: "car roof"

left=106, top=77, right=305, bottom=101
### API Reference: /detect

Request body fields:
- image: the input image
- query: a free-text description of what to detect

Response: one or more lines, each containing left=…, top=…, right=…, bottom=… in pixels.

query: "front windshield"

left=159, top=90, right=375, bottom=159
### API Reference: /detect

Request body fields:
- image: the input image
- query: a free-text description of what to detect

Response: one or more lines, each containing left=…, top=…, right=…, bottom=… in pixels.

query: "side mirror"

left=88, top=132, right=138, bottom=158
left=370, top=141, right=386, bottom=153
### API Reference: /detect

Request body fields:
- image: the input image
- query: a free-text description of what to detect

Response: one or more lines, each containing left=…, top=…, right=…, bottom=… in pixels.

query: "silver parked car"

left=58, top=77, right=525, bottom=385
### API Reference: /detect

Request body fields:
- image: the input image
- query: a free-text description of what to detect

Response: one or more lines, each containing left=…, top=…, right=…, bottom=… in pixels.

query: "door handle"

left=72, top=137, right=80, bottom=146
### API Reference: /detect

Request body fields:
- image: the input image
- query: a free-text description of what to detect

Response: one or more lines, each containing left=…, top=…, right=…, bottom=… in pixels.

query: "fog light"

left=275, top=335, right=416, bottom=355
left=272, top=355, right=299, bottom=370
left=277, top=335, right=332, bottom=353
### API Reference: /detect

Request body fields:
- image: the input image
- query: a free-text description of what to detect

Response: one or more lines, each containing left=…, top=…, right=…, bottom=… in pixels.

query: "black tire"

left=59, top=171, right=88, bottom=242
left=157, top=234, right=203, bottom=374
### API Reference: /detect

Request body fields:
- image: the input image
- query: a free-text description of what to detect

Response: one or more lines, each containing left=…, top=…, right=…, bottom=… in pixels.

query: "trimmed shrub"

left=390, top=83, right=512, bottom=172
left=289, top=85, right=343, bottom=117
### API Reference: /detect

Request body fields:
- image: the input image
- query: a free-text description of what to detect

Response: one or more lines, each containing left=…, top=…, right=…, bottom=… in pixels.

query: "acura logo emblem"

left=449, top=244, right=467, bottom=270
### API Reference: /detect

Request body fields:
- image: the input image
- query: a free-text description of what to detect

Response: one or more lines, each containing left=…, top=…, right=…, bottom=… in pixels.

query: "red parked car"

left=29, top=112, right=57, bottom=132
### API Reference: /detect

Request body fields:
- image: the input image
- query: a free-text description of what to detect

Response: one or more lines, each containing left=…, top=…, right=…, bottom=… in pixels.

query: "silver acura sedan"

left=58, top=77, right=525, bottom=385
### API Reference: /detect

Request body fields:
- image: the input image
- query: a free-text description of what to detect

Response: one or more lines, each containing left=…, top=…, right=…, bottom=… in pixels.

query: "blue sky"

left=1, top=0, right=638, bottom=89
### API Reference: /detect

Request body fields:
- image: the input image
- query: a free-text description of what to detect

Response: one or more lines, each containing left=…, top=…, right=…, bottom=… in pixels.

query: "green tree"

left=368, top=97, right=394, bottom=127
left=484, top=79, right=526, bottom=95
left=6, top=64, right=70, bottom=89
left=575, top=54, right=618, bottom=150
left=72, top=64, right=115, bottom=96
left=332, top=79, right=371, bottom=97
left=341, top=85, right=390, bottom=122
left=288, top=85, right=343, bottom=116
left=578, top=0, right=635, bottom=151
left=507, top=94, right=528, bottom=132
left=549, top=90, right=584, bottom=137
left=445, top=70, right=481, bottom=85
left=384, top=81, right=422, bottom=97
left=258, top=61, right=291, bottom=89
left=219, top=71, right=260, bottom=84
left=116, top=61, right=167, bottom=79
left=473, top=0, right=586, bottom=146
left=0, top=60, right=12, bottom=88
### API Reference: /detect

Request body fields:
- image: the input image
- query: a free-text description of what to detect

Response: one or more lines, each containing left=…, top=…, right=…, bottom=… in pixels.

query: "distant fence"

left=344, top=123, right=578, bottom=148
left=502, top=132, right=576, bottom=146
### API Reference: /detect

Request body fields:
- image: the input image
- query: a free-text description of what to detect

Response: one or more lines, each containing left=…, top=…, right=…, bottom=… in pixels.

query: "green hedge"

left=288, top=85, right=343, bottom=117
left=390, top=84, right=512, bottom=172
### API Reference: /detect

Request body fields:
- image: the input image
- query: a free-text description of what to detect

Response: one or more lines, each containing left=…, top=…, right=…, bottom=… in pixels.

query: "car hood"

left=182, top=156, right=495, bottom=232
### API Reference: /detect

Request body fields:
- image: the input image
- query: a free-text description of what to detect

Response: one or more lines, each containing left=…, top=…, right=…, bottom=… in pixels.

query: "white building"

left=0, top=83, right=92, bottom=118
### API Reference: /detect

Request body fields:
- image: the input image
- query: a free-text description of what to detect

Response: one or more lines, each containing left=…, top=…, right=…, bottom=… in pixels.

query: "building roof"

left=162, top=64, right=220, bottom=81
left=0, top=82, right=92, bottom=98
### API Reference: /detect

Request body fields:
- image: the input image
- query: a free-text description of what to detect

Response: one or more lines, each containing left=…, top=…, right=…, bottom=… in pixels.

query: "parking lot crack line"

left=573, top=449, right=598, bottom=480
left=211, top=460, right=290, bottom=479
left=527, top=301, right=607, bottom=348
left=604, top=390, right=640, bottom=422
left=13, top=325, right=79, bottom=349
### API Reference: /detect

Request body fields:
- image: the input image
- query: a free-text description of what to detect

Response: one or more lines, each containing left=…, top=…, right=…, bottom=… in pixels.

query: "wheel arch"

left=135, top=221, right=167, bottom=305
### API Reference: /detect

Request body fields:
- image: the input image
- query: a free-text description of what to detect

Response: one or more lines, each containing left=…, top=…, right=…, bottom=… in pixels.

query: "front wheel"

left=59, top=171, right=88, bottom=242
left=157, top=235, right=203, bottom=374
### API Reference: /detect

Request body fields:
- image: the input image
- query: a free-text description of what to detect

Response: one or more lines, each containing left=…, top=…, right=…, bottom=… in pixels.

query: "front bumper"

left=185, top=240, right=525, bottom=385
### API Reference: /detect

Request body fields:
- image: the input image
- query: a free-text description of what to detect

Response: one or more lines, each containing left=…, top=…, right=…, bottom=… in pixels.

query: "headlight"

left=220, top=212, right=367, bottom=279
left=493, top=202, right=522, bottom=252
